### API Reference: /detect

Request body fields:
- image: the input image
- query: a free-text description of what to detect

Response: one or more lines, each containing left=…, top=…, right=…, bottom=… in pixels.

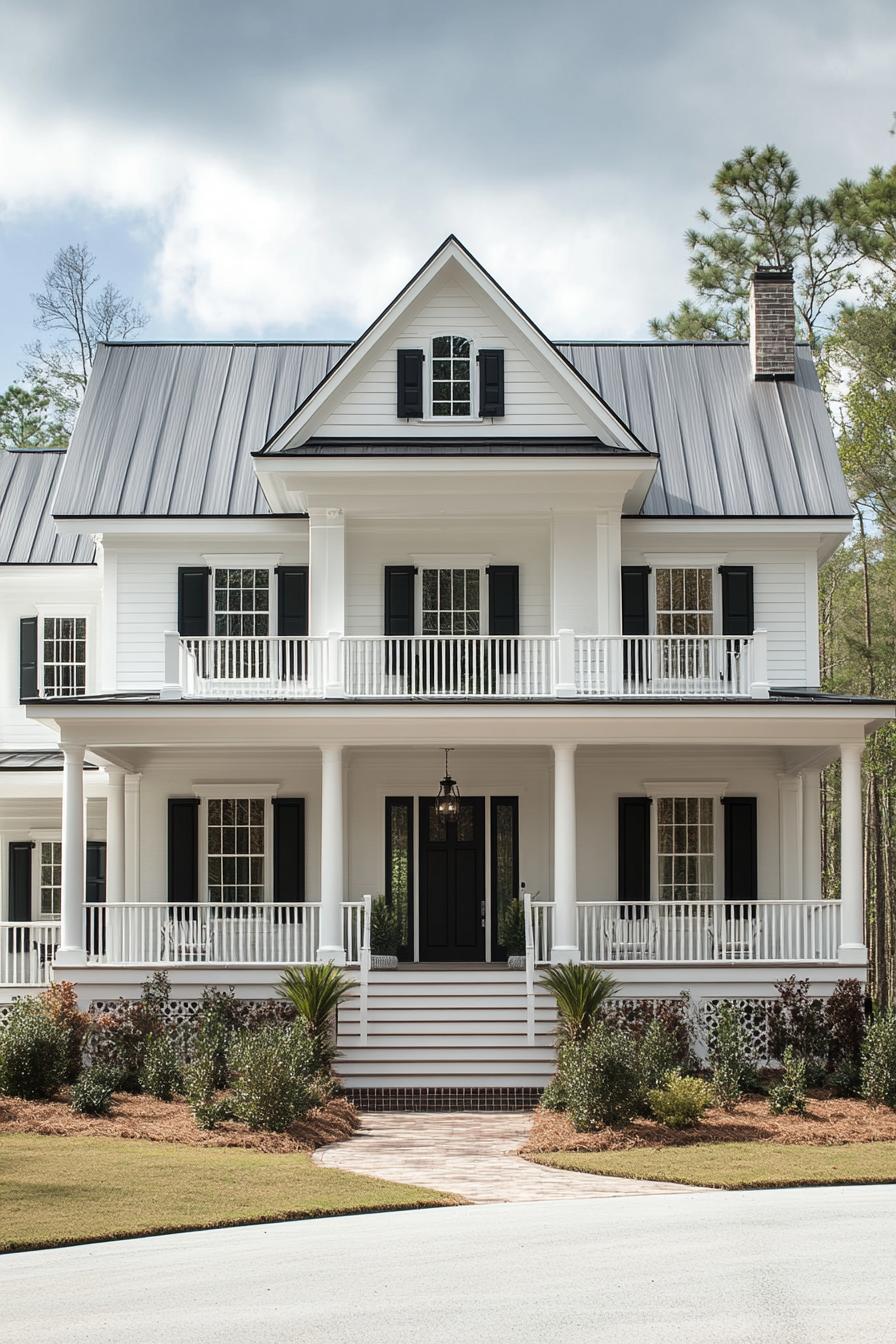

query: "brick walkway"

left=313, top=1112, right=700, bottom=1203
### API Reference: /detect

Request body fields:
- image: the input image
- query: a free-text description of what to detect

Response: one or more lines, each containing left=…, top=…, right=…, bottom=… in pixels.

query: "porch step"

left=335, top=969, right=558, bottom=1090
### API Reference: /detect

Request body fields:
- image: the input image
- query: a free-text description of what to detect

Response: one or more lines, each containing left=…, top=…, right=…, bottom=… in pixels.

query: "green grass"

left=0, top=1134, right=458, bottom=1253
left=531, top=1142, right=896, bottom=1190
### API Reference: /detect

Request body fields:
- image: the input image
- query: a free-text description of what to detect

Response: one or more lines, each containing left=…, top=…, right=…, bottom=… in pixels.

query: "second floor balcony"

left=162, top=629, right=770, bottom=701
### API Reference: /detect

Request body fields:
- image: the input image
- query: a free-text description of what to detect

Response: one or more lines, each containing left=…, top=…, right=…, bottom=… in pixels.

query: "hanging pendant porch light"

left=435, top=747, right=461, bottom=818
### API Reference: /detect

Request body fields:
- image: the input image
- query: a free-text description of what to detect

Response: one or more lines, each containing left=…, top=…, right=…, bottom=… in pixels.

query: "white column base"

left=53, top=948, right=87, bottom=968
left=838, top=943, right=868, bottom=967
left=317, top=945, right=347, bottom=967
left=549, top=945, right=581, bottom=964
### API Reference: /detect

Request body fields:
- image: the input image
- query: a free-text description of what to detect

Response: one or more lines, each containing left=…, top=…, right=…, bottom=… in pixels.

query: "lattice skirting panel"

left=345, top=1087, right=544, bottom=1112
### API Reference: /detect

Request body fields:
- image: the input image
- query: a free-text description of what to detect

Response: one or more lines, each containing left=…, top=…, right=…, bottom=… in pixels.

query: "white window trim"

left=641, top=783, right=727, bottom=905
left=649, top=565, right=721, bottom=638
left=424, top=334, right=483, bottom=422
left=192, top=786, right=277, bottom=905
left=411, top=556, right=492, bottom=636
left=204, top=563, right=279, bottom=641
left=34, top=606, right=94, bottom=696
left=27, top=830, right=104, bottom=922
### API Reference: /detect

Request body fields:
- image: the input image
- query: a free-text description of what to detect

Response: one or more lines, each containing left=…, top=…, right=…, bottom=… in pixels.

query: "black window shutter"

left=385, top=566, right=416, bottom=636
left=720, top=566, right=754, bottom=636
left=168, top=798, right=199, bottom=904
left=273, top=798, right=305, bottom=919
left=85, top=840, right=107, bottom=957
left=723, top=797, right=758, bottom=905
left=19, top=617, right=38, bottom=700
left=7, top=841, right=33, bottom=954
left=8, top=841, right=33, bottom=921
left=621, top=567, right=650, bottom=634
left=177, top=567, right=210, bottom=637
left=86, top=841, right=106, bottom=903
left=488, top=566, right=520, bottom=636
left=478, top=349, right=505, bottom=417
left=277, top=566, right=309, bottom=636
left=618, top=797, right=651, bottom=915
left=397, top=349, right=425, bottom=418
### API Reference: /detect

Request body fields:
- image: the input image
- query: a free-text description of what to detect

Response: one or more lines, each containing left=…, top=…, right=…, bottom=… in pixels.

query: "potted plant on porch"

left=369, top=895, right=402, bottom=969
left=499, top=895, right=527, bottom=969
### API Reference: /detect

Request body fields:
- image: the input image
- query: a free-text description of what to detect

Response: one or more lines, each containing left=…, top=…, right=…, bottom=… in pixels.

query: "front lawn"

left=532, top=1141, right=896, bottom=1190
left=0, top=1134, right=459, bottom=1253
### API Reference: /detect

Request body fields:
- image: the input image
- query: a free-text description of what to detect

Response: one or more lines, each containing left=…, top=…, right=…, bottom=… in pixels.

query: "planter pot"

left=370, top=954, right=399, bottom=970
left=507, top=955, right=527, bottom=970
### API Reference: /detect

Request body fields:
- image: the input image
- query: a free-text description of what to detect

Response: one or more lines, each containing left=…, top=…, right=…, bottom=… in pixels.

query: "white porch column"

left=551, top=743, right=580, bottom=963
left=777, top=774, right=803, bottom=900
left=124, top=773, right=142, bottom=904
left=318, top=744, right=347, bottom=964
left=309, top=507, right=345, bottom=696
left=839, top=741, right=866, bottom=964
left=56, top=745, right=86, bottom=965
left=105, top=768, right=126, bottom=960
left=801, top=768, right=822, bottom=902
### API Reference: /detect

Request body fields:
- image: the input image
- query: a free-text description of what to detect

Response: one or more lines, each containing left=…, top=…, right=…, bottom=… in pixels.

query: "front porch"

left=4, top=700, right=872, bottom=1007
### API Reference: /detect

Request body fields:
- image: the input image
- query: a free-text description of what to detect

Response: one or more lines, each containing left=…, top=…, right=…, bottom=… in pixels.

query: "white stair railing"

left=523, top=888, right=535, bottom=1045
left=359, top=894, right=372, bottom=1044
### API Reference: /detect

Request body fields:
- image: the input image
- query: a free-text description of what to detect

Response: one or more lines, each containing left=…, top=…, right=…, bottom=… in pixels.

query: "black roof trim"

left=273, top=435, right=645, bottom=459
left=255, top=235, right=651, bottom=458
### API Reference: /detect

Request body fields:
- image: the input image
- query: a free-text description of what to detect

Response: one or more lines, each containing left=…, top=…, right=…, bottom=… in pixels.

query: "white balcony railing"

left=164, top=629, right=768, bottom=701
left=525, top=899, right=841, bottom=966
left=0, top=923, right=60, bottom=986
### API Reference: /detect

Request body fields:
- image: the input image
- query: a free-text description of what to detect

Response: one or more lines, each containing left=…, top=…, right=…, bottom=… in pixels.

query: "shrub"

left=539, top=1076, right=566, bottom=1111
left=228, top=1023, right=315, bottom=1131
left=605, top=995, right=697, bottom=1073
left=647, top=1071, right=713, bottom=1128
left=71, top=1062, right=118, bottom=1116
left=767, top=976, right=827, bottom=1081
left=708, top=1001, right=756, bottom=1110
left=192, top=986, right=243, bottom=1089
left=87, top=971, right=171, bottom=1091
left=193, top=1098, right=232, bottom=1130
left=498, top=898, right=526, bottom=957
left=825, top=979, right=866, bottom=1094
left=540, top=964, right=618, bottom=1044
left=139, top=1030, right=183, bottom=1101
left=768, top=1046, right=808, bottom=1116
left=562, top=1023, right=642, bottom=1130
left=0, top=998, right=68, bottom=1099
left=638, top=1019, right=684, bottom=1095
left=861, top=1010, right=896, bottom=1109
left=370, top=897, right=403, bottom=957
left=277, top=963, right=356, bottom=1071
left=41, top=982, right=88, bottom=1082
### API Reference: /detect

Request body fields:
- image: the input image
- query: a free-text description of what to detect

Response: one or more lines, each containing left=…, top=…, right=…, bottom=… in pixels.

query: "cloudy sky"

left=0, top=0, right=894, bottom=387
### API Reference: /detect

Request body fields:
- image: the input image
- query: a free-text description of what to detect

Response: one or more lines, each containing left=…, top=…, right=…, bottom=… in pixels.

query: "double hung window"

left=431, top=336, right=471, bottom=417
left=656, top=797, right=715, bottom=903
left=207, top=798, right=266, bottom=904
left=42, top=617, right=86, bottom=697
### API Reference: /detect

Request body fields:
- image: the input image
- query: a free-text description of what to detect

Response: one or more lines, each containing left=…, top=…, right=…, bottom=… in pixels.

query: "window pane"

left=452, top=337, right=470, bottom=356
left=433, top=336, right=451, bottom=357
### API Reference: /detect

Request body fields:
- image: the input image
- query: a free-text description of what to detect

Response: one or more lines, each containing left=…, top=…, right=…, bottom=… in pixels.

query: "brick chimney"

left=749, top=267, right=795, bottom=381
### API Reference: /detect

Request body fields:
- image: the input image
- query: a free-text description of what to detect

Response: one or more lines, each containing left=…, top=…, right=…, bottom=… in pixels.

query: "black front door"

left=419, top=796, right=485, bottom=961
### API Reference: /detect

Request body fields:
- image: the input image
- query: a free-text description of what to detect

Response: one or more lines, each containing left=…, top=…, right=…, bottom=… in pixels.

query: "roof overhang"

left=252, top=452, right=657, bottom=518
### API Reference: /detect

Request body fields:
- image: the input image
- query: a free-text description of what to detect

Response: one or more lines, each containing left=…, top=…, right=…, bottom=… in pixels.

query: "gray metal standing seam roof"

left=49, top=337, right=852, bottom=523
left=0, top=450, right=96, bottom=564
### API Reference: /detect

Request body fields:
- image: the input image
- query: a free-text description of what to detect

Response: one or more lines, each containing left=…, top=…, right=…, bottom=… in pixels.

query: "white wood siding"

left=0, top=568, right=101, bottom=747
left=345, top=518, right=550, bottom=636
left=111, top=534, right=309, bottom=690
left=318, top=277, right=592, bottom=437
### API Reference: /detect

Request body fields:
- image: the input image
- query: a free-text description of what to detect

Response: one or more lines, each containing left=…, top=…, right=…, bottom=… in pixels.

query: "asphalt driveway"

left=3, top=1185, right=894, bottom=1343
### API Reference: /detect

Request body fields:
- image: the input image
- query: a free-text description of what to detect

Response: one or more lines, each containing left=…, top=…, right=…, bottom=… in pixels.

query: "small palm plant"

left=540, top=963, right=618, bottom=1043
left=277, top=963, right=356, bottom=1067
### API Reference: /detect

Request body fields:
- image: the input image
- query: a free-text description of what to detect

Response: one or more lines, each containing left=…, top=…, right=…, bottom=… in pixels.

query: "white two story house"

left=1, top=237, right=891, bottom=1097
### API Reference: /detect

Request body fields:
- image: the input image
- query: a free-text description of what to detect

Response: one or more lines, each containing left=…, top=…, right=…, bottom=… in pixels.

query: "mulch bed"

left=522, top=1095, right=896, bottom=1154
left=0, top=1092, right=358, bottom=1154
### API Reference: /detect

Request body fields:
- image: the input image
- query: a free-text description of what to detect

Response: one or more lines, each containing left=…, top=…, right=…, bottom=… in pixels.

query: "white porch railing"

left=84, top=902, right=331, bottom=966
left=0, top=923, right=60, bottom=986
left=575, top=634, right=764, bottom=698
left=164, top=630, right=768, bottom=700
left=523, top=900, right=840, bottom=965
left=178, top=636, right=329, bottom=698
left=342, top=635, right=557, bottom=698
